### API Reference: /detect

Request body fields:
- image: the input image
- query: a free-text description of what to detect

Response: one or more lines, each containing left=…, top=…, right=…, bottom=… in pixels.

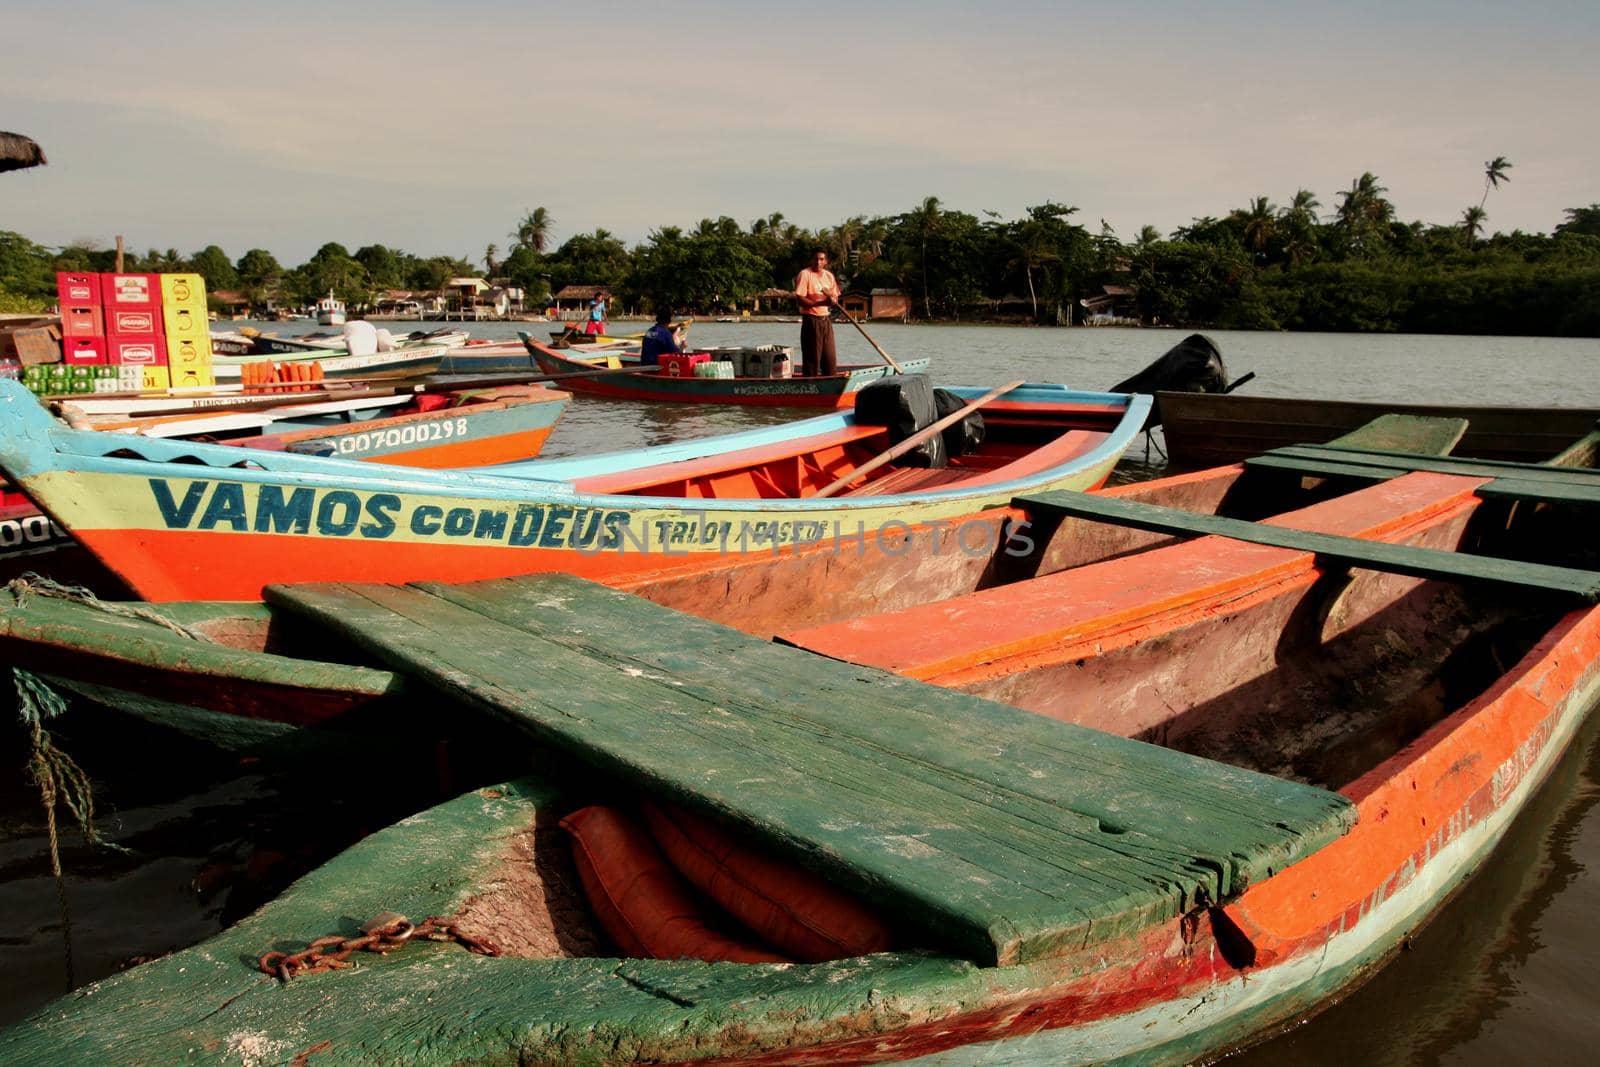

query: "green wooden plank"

left=265, top=575, right=1355, bottom=967
left=1243, top=454, right=1401, bottom=482
left=1325, top=413, right=1468, bottom=455
left=1015, top=490, right=1600, bottom=603
left=1272, top=443, right=1600, bottom=485
left=1477, top=478, right=1600, bottom=509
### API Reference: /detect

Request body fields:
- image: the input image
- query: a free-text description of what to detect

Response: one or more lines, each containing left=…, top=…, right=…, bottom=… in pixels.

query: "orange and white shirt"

left=794, top=268, right=839, bottom=317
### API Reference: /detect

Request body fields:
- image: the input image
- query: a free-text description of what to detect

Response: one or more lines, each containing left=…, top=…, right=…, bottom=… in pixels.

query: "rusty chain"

left=258, top=911, right=499, bottom=982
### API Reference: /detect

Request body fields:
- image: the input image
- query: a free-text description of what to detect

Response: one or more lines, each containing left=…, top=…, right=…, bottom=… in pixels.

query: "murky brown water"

left=2, top=324, right=1598, bottom=1055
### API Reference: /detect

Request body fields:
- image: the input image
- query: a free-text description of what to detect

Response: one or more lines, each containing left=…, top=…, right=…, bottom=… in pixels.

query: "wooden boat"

left=437, top=339, right=641, bottom=376
left=0, top=377, right=1146, bottom=600
left=524, top=337, right=928, bottom=407
left=1158, top=391, right=1600, bottom=468
left=210, top=342, right=452, bottom=382
left=0, top=384, right=571, bottom=591
left=250, top=327, right=470, bottom=356
left=5, top=427, right=1598, bottom=1061
left=315, top=292, right=346, bottom=326
left=5, top=414, right=1589, bottom=751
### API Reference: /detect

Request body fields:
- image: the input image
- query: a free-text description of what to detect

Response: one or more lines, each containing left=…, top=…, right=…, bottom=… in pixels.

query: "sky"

left=4, top=0, right=1597, bottom=265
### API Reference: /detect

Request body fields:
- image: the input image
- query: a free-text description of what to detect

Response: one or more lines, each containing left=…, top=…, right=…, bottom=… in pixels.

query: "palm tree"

left=1479, top=156, right=1513, bottom=210
left=1282, top=189, right=1321, bottom=229
left=484, top=242, right=499, bottom=276
left=1240, top=196, right=1278, bottom=257
left=834, top=215, right=865, bottom=265
left=908, top=196, right=943, bottom=318
left=1460, top=205, right=1488, bottom=246
left=511, top=208, right=553, bottom=253
left=1133, top=225, right=1161, bottom=248
left=1007, top=223, right=1059, bottom=320
left=1335, top=173, right=1393, bottom=253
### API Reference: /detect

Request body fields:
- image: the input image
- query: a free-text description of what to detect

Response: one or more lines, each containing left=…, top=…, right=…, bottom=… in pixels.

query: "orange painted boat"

left=5, top=426, right=1600, bottom=1063
left=0, top=379, right=1147, bottom=601
left=0, top=383, right=570, bottom=590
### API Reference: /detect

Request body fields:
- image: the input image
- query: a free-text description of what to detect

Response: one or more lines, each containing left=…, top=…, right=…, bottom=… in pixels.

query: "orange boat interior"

left=570, top=407, right=1119, bottom=500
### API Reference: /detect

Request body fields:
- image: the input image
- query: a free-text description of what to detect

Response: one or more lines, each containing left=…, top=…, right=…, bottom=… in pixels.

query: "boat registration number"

left=333, top=418, right=471, bottom=455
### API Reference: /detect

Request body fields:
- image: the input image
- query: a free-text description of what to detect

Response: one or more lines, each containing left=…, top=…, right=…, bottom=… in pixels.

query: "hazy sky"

left=4, top=0, right=1596, bottom=264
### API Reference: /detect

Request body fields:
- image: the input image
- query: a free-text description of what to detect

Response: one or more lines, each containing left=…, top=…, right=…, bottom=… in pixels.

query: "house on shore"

left=1079, top=284, right=1140, bottom=325
left=839, top=288, right=910, bottom=321
left=552, top=285, right=611, bottom=321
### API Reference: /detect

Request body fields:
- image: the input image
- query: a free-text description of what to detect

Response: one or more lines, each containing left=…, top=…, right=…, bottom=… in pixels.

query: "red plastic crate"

left=60, top=305, right=104, bottom=338
left=62, top=337, right=108, bottom=365
left=100, top=273, right=161, bottom=308
left=105, top=306, right=161, bottom=336
left=659, top=353, right=711, bottom=378
left=55, top=272, right=100, bottom=306
left=107, top=333, right=168, bottom=366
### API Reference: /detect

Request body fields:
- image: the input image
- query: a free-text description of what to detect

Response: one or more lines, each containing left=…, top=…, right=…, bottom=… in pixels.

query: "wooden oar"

left=812, top=380, right=1025, bottom=499
left=827, top=298, right=906, bottom=374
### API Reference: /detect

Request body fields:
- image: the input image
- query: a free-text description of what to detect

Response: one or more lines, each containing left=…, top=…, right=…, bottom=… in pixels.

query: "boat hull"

left=0, top=380, right=1144, bottom=601
left=2, top=613, right=1593, bottom=1064
left=528, top=341, right=929, bottom=407
left=1159, top=392, right=1600, bottom=468
left=0, top=385, right=570, bottom=589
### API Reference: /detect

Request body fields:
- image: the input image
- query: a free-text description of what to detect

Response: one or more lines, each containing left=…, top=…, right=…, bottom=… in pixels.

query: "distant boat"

left=315, top=292, right=346, bottom=326
left=523, top=337, right=929, bottom=408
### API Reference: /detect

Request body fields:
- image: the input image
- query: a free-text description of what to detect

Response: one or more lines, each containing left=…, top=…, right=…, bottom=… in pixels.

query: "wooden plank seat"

left=783, top=472, right=1503, bottom=683
left=1014, top=487, right=1600, bottom=602
left=1476, top=478, right=1600, bottom=509
left=264, top=573, right=1355, bottom=968
left=1268, top=443, right=1600, bottom=486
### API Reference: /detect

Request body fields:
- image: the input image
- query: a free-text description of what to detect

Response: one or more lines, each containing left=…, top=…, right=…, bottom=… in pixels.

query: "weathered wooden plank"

left=266, top=575, right=1355, bottom=967
left=1324, top=413, right=1468, bottom=456
left=1273, top=443, right=1600, bottom=485
left=1015, top=490, right=1600, bottom=602
left=1243, top=454, right=1400, bottom=482
left=1476, top=478, right=1600, bottom=509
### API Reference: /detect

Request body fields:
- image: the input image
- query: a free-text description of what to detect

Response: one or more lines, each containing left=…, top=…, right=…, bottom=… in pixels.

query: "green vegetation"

left=4, top=169, right=1598, bottom=335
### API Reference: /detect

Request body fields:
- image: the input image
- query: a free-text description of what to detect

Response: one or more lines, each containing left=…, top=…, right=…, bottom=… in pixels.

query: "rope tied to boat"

left=12, top=667, right=128, bottom=990
left=258, top=911, right=500, bottom=982
left=5, top=574, right=218, bottom=643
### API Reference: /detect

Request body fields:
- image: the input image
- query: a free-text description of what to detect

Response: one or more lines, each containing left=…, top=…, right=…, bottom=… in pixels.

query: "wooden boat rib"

left=1158, top=390, right=1600, bottom=468
left=524, top=337, right=929, bottom=408
left=0, top=378, right=1147, bottom=600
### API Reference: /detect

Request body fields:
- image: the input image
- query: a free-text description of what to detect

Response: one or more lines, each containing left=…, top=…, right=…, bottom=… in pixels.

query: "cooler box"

left=61, top=336, right=108, bottom=365
left=101, top=273, right=161, bottom=309
left=107, top=334, right=168, bottom=367
left=159, top=273, right=207, bottom=309
left=55, top=273, right=100, bottom=307
left=659, top=353, right=711, bottom=378
left=693, top=360, right=736, bottom=379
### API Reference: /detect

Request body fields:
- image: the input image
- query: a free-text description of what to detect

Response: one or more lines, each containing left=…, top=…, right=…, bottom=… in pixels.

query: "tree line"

left=4, top=166, right=1600, bottom=335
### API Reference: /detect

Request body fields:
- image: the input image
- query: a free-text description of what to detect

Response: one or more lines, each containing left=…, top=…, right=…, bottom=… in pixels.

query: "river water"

left=1, top=324, right=1598, bottom=1059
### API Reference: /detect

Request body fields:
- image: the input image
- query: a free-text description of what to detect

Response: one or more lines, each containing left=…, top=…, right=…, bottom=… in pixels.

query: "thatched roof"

left=0, top=132, right=47, bottom=174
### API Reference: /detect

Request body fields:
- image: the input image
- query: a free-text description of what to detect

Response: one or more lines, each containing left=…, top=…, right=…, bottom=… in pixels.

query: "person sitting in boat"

left=585, top=291, right=608, bottom=336
left=792, top=249, right=840, bottom=377
left=639, top=307, right=683, bottom=365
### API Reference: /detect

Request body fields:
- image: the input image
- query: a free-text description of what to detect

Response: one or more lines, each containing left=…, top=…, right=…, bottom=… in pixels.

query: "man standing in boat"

left=585, top=291, right=608, bottom=336
left=792, top=249, right=840, bottom=377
